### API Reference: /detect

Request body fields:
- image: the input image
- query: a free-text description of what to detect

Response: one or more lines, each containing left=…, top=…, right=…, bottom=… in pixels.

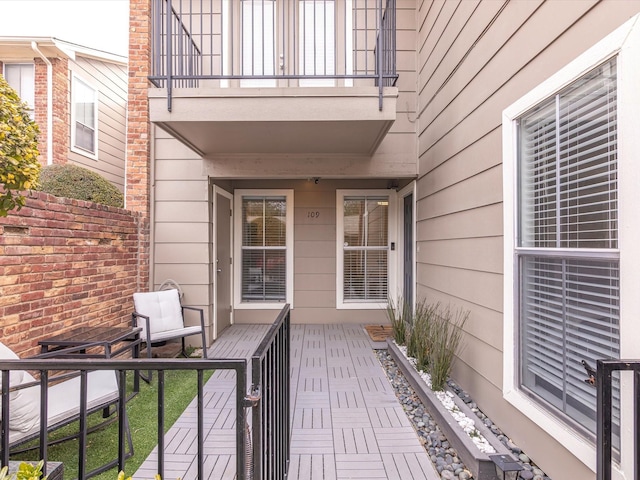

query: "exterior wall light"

left=488, top=454, right=524, bottom=480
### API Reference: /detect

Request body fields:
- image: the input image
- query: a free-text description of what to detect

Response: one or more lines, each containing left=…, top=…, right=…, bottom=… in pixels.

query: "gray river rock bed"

left=375, top=347, right=552, bottom=480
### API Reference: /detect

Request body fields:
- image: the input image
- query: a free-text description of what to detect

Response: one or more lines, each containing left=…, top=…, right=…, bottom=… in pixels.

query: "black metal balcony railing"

left=596, top=359, right=639, bottom=480
left=0, top=305, right=291, bottom=480
left=150, top=0, right=397, bottom=111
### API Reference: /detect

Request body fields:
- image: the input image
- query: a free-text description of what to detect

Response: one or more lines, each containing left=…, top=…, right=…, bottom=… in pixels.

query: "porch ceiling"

left=148, top=86, right=398, bottom=156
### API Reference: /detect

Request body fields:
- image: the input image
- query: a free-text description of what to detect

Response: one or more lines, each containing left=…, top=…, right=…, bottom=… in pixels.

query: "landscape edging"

left=387, top=339, right=511, bottom=480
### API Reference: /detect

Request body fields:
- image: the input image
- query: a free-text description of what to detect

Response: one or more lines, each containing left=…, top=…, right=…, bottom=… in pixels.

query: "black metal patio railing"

left=150, top=0, right=398, bottom=111
left=250, top=302, right=290, bottom=480
left=596, top=359, right=639, bottom=480
left=0, top=304, right=291, bottom=480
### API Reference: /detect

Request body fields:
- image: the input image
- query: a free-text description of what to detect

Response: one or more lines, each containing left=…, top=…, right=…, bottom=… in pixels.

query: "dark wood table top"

left=39, top=326, right=141, bottom=347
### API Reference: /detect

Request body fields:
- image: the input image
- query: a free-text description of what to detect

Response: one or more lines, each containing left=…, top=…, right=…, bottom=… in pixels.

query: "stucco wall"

left=0, top=192, right=145, bottom=358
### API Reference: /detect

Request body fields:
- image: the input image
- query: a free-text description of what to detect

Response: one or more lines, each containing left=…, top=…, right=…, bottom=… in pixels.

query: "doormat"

left=364, top=325, right=393, bottom=342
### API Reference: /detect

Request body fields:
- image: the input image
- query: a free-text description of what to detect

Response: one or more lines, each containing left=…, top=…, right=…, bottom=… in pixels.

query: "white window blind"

left=241, top=0, right=275, bottom=86
left=73, top=77, right=97, bottom=155
left=299, top=0, right=335, bottom=86
left=241, top=196, right=287, bottom=302
left=517, top=57, right=620, bottom=441
left=4, top=64, right=35, bottom=114
left=343, top=196, right=388, bottom=302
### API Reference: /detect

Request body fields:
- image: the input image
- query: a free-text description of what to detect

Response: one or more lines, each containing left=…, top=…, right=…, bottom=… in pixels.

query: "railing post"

left=378, top=0, right=384, bottom=111
left=1, top=370, right=9, bottom=468
left=596, top=360, right=613, bottom=480
left=166, top=0, right=173, bottom=111
left=237, top=362, right=248, bottom=480
left=636, top=368, right=640, bottom=480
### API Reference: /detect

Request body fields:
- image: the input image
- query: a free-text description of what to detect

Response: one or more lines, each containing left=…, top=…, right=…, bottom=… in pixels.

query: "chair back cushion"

left=133, top=289, right=184, bottom=339
left=0, top=342, right=40, bottom=432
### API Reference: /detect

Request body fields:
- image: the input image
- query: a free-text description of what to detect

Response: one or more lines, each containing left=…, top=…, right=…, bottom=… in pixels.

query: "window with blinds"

left=4, top=64, right=35, bottom=116
left=72, top=76, right=97, bottom=155
left=241, top=0, right=276, bottom=77
left=241, top=196, right=287, bottom=302
left=342, top=196, right=389, bottom=302
left=517, top=57, right=619, bottom=441
left=299, top=0, right=336, bottom=86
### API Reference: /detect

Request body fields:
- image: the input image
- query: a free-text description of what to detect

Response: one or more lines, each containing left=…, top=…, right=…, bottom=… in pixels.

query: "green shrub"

left=0, top=74, right=41, bottom=217
left=37, top=164, right=124, bottom=208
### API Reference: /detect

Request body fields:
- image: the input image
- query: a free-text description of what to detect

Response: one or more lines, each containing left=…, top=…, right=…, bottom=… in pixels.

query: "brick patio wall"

left=0, top=191, right=145, bottom=358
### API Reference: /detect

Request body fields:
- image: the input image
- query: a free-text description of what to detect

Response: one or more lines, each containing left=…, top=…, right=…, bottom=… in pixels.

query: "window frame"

left=336, top=189, right=397, bottom=310
left=233, top=189, right=294, bottom=309
left=502, top=14, right=640, bottom=473
left=71, top=73, right=99, bottom=159
left=3, top=63, right=35, bottom=114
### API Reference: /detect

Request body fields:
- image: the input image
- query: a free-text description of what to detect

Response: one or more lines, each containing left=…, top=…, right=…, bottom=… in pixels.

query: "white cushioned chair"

left=0, top=342, right=132, bottom=473
left=132, top=289, right=208, bottom=370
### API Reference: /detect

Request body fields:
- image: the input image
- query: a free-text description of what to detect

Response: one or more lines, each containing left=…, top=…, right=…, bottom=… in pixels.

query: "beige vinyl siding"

left=152, top=120, right=399, bottom=325
left=152, top=126, right=212, bottom=339
left=68, top=56, right=127, bottom=191
left=416, top=1, right=640, bottom=479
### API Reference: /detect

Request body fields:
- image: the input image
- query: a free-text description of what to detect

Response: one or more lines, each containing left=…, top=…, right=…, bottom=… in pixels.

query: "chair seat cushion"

left=0, top=343, right=40, bottom=433
left=149, top=326, right=203, bottom=343
left=8, top=370, right=120, bottom=446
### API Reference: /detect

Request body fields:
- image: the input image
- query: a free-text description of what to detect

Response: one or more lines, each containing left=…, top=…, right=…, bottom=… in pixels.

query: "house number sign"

left=307, top=211, right=320, bottom=219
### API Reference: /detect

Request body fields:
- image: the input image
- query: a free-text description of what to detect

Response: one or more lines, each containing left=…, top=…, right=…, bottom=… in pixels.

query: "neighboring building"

left=0, top=37, right=128, bottom=191
left=126, top=1, right=640, bottom=479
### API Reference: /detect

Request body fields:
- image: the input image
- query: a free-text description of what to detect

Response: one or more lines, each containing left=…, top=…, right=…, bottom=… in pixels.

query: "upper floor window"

left=4, top=63, right=35, bottom=115
left=234, top=190, right=294, bottom=309
left=71, top=75, right=98, bottom=157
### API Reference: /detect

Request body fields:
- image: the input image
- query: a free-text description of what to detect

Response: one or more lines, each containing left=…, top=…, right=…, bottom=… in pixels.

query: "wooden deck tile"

left=135, top=324, right=436, bottom=480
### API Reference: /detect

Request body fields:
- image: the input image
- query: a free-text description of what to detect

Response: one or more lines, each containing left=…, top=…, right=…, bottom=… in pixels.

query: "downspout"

left=31, top=42, right=53, bottom=165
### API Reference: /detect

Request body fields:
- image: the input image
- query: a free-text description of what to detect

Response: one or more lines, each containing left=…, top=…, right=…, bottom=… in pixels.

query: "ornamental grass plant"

left=386, top=295, right=410, bottom=345
left=428, top=305, right=469, bottom=391
left=388, top=296, right=469, bottom=392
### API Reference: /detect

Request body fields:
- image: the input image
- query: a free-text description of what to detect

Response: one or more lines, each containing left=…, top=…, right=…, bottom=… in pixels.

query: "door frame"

left=213, top=185, right=234, bottom=339
left=396, top=182, right=416, bottom=311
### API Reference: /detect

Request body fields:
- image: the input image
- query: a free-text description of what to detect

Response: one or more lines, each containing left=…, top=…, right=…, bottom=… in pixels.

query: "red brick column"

left=34, top=57, right=69, bottom=166
left=51, top=57, right=69, bottom=164
left=127, top=0, right=152, bottom=290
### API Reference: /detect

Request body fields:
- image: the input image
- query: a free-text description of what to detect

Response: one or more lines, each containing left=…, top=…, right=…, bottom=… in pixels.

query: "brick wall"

left=0, top=191, right=145, bottom=358
left=33, top=57, right=69, bottom=166
left=126, top=0, right=151, bottom=290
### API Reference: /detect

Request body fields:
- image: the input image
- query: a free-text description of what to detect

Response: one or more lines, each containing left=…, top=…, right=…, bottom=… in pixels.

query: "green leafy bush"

left=0, top=461, right=46, bottom=480
left=37, top=164, right=124, bottom=208
left=0, top=74, right=41, bottom=217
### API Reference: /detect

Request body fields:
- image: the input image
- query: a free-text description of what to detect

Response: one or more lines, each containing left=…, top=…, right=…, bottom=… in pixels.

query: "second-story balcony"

left=149, top=0, right=398, bottom=157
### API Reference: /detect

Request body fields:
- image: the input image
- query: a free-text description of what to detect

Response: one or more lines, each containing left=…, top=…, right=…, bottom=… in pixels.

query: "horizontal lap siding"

left=68, top=57, right=127, bottom=191
left=415, top=1, right=640, bottom=478
left=153, top=128, right=211, bottom=310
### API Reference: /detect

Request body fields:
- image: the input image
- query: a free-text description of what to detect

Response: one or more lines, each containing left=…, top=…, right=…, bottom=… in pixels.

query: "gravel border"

left=375, top=349, right=552, bottom=480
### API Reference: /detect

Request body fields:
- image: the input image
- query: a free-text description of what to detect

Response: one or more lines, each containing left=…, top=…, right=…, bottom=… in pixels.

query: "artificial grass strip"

left=11, top=369, right=213, bottom=480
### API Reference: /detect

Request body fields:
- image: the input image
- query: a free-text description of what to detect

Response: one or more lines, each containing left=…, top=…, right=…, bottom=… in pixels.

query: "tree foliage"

left=0, top=74, right=41, bottom=217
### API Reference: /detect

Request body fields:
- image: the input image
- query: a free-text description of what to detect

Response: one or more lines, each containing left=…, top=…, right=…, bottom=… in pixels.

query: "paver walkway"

left=134, top=324, right=439, bottom=480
